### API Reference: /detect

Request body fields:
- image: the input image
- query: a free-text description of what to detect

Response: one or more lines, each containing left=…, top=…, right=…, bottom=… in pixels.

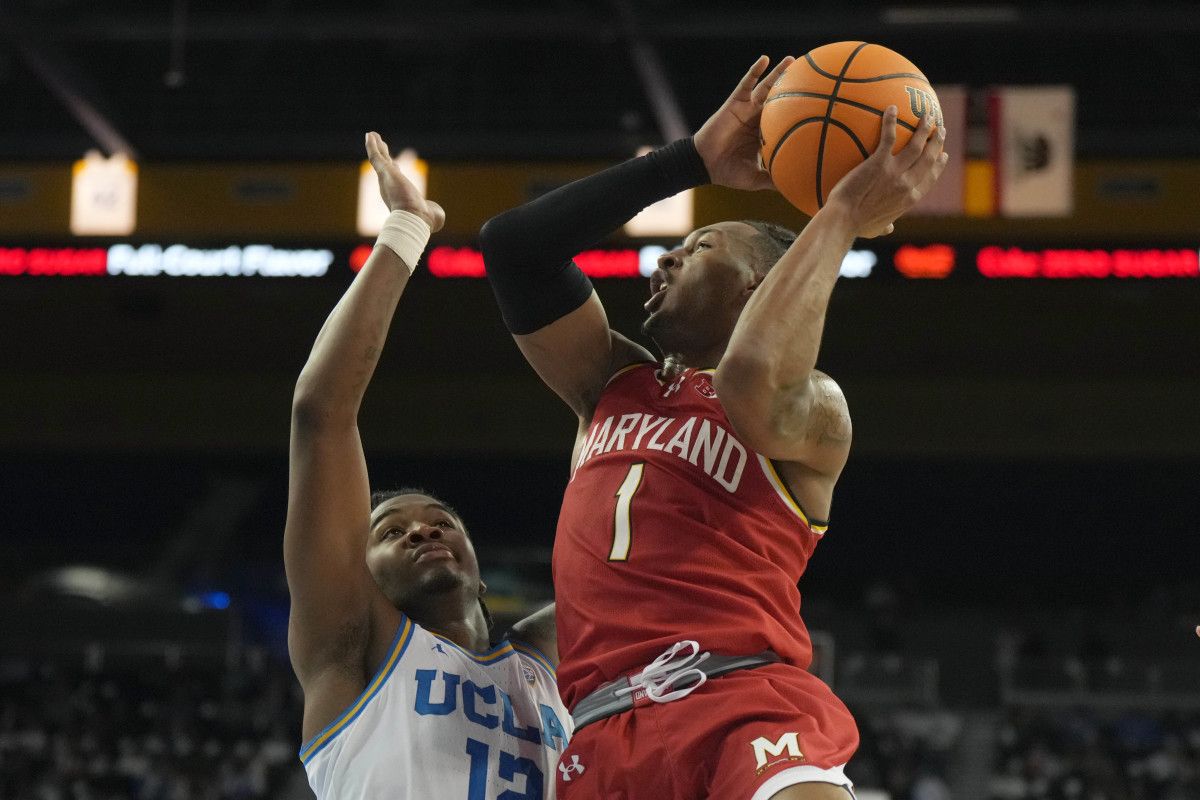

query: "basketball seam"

left=816, top=42, right=871, bottom=210
left=766, top=116, right=825, bottom=174
left=766, top=91, right=918, bottom=132
left=826, top=119, right=870, bottom=159
left=803, top=53, right=927, bottom=84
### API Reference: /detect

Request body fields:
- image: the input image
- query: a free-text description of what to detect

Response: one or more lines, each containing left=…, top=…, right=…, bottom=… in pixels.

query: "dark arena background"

left=3, top=1, right=1199, bottom=798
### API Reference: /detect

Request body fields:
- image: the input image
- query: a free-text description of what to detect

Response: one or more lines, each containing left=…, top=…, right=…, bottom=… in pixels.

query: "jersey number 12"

left=465, top=738, right=543, bottom=800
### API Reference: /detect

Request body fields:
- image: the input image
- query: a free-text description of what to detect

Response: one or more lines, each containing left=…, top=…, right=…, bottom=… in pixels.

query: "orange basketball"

left=760, top=42, right=941, bottom=217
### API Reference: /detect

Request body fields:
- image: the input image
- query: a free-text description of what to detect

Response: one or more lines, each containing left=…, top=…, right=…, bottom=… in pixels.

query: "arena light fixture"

left=357, top=148, right=427, bottom=237
left=70, top=151, right=137, bottom=236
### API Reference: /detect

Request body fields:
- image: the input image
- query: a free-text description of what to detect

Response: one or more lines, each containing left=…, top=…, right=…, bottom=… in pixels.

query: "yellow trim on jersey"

left=756, top=455, right=829, bottom=534
left=429, top=635, right=557, bottom=682
left=604, top=361, right=654, bottom=388
left=298, top=616, right=415, bottom=765
left=510, top=642, right=557, bottom=679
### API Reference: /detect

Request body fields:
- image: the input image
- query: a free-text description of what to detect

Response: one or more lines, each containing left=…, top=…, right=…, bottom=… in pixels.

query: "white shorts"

left=750, top=764, right=856, bottom=800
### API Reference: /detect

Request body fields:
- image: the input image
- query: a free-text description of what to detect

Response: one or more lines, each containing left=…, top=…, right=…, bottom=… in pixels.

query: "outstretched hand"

left=694, top=55, right=795, bottom=191
left=365, top=132, right=445, bottom=233
left=824, top=107, right=947, bottom=238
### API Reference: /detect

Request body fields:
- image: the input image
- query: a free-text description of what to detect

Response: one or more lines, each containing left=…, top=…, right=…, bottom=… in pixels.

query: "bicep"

left=284, top=420, right=377, bottom=682
left=514, top=291, right=653, bottom=418
left=718, top=368, right=852, bottom=479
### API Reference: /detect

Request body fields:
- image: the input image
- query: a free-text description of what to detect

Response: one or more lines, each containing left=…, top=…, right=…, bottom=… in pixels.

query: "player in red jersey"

left=482, top=56, right=946, bottom=799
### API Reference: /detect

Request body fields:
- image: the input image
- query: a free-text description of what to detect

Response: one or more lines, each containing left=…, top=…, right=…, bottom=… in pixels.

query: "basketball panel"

left=819, top=124, right=873, bottom=208
left=803, top=41, right=867, bottom=79
left=829, top=102, right=919, bottom=157
left=840, top=44, right=927, bottom=82
left=769, top=57, right=838, bottom=97
left=761, top=95, right=833, bottom=168
left=837, top=77, right=942, bottom=138
left=768, top=120, right=825, bottom=217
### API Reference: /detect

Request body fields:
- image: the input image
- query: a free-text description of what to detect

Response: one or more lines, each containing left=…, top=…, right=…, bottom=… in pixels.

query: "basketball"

left=760, top=41, right=942, bottom=217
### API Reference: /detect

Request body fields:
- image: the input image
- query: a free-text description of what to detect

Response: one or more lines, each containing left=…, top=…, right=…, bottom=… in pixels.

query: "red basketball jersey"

left=554, top=363, right=843, bottom=712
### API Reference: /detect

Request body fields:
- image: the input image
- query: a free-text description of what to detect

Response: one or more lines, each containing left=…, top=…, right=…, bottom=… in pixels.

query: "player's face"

left=365, top=494, right=482, bottom=610
left=642, top=221, right=761, bottom=356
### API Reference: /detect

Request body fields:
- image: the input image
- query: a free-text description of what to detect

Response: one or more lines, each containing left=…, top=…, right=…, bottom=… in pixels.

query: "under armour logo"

left=559, top=755, right=585, bottom=782
left=663, top=375, right=686, bottom=398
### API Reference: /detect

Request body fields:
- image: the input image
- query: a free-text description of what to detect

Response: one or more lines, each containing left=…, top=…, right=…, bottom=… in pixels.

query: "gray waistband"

left=571, top=650, right=781, bottom=732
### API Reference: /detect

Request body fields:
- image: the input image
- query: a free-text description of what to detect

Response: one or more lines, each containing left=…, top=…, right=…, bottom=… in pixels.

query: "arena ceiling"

left=3, top=0, right=1198, bottom=160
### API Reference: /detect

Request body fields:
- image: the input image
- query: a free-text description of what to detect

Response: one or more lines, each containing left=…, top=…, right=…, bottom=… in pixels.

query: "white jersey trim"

left=298, top=614, right=416, bottom=765
left=750, top=763, right=854, bottom=800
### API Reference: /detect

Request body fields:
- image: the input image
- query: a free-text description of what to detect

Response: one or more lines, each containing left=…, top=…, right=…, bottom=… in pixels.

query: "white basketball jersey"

left=300, top=614, right=571, bottom=799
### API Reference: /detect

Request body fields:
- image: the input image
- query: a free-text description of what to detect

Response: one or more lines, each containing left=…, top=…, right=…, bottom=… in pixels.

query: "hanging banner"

left=990, top=86, right=1076, bottom=217
left=912, top=85, right=966, bottom=216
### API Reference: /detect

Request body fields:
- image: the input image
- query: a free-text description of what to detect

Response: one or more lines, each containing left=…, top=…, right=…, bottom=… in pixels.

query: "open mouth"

left=645, top=271, right=668, bottom=312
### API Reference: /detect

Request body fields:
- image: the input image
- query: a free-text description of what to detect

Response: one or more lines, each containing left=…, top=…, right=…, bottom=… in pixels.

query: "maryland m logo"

left=750, top=732, right=805, bottom=774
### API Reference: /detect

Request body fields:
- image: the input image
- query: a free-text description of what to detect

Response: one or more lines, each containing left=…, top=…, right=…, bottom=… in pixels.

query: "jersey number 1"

left=609, top=463, right=644, bottom=561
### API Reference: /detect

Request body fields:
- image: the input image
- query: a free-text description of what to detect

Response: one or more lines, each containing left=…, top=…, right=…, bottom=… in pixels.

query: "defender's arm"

left=285, top=133, right=442, bottom=739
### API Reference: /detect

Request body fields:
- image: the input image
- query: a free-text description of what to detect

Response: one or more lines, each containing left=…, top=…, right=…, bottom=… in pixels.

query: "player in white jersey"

left=285, top=131, right=570, bottom=799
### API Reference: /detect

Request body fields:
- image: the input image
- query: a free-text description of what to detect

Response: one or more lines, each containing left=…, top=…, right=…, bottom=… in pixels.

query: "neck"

left=407, top=596, right=491, bottom=651
left=660, top=341, right=729, bottom=378
left=425, top=617, right=491, bottom=652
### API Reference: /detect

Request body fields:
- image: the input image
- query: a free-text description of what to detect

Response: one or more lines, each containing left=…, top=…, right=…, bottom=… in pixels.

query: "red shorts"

left=555, top=662, right=859, bottom=799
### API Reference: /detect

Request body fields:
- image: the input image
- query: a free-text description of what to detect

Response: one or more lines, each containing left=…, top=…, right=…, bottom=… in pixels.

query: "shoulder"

left=576, top=332, right=655, bottom=412
left=504, top=603, right=558, bottom=667
left=801, top=370, right=852, bottom=447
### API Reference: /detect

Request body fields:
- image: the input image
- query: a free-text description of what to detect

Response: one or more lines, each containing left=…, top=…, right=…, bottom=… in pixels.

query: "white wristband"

left=376, top=209, right=431, bottom=274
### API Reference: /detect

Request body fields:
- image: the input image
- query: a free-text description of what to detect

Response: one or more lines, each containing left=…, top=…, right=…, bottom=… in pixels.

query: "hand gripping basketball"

left=694, top=55, right=796, bottom=192
left=364, top=131, right=445, bottom=233
left=824, top=106, right=948, bottom=238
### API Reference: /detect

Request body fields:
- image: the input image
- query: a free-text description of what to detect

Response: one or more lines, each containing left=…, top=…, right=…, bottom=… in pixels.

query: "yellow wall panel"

left=0, top=164, right=72, bottom=236
left=1, top=159, right=1198, bottom=241
left=137, top=164, right=358, bottom=238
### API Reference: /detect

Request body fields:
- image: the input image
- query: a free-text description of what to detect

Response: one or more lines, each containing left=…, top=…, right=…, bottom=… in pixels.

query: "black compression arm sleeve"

left=481, top=137, right=711, bottom=335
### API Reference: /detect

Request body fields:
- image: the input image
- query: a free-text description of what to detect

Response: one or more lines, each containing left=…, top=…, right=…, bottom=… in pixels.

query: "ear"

left=744, top=269, right=765, bottom=295
left=478, top=580, right=488, bottom=597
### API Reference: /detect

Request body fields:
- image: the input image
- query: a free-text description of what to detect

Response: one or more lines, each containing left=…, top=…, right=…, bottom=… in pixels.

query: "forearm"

left=481, top=138, right=709, bottom=334
left=292, top=245, right=411, bottom=425
left=721, top=203, right=857, bottom=387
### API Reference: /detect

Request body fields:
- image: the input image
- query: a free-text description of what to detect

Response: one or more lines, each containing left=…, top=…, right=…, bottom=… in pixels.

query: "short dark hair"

left=369, top=486, right=492, bottom=630
left=738, top=219, right=797, bottom=276
left=371, top=486, right=465, bottom=527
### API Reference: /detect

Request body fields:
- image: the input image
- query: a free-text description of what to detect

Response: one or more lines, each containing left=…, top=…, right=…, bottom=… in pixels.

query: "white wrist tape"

left=376, top=210, right=431, bottom=274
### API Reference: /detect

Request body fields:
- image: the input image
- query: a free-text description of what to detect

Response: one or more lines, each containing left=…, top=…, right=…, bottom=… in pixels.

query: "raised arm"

left=285, top=132, right=443, bottom=738
left=715, top=108, right=948, bottom=481
left=478, top=143, right=703, bottom=418
left=480, top=57, right=794, bottom=422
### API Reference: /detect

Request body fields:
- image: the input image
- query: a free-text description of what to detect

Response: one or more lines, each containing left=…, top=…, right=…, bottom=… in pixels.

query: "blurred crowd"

left=0, top=651, right=303, bottom=800
left=848, top=707, right=960, bottom=800
left=989, top=707, right=1200, bottom=800
left=3, top=635, right=1195, bottom=800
